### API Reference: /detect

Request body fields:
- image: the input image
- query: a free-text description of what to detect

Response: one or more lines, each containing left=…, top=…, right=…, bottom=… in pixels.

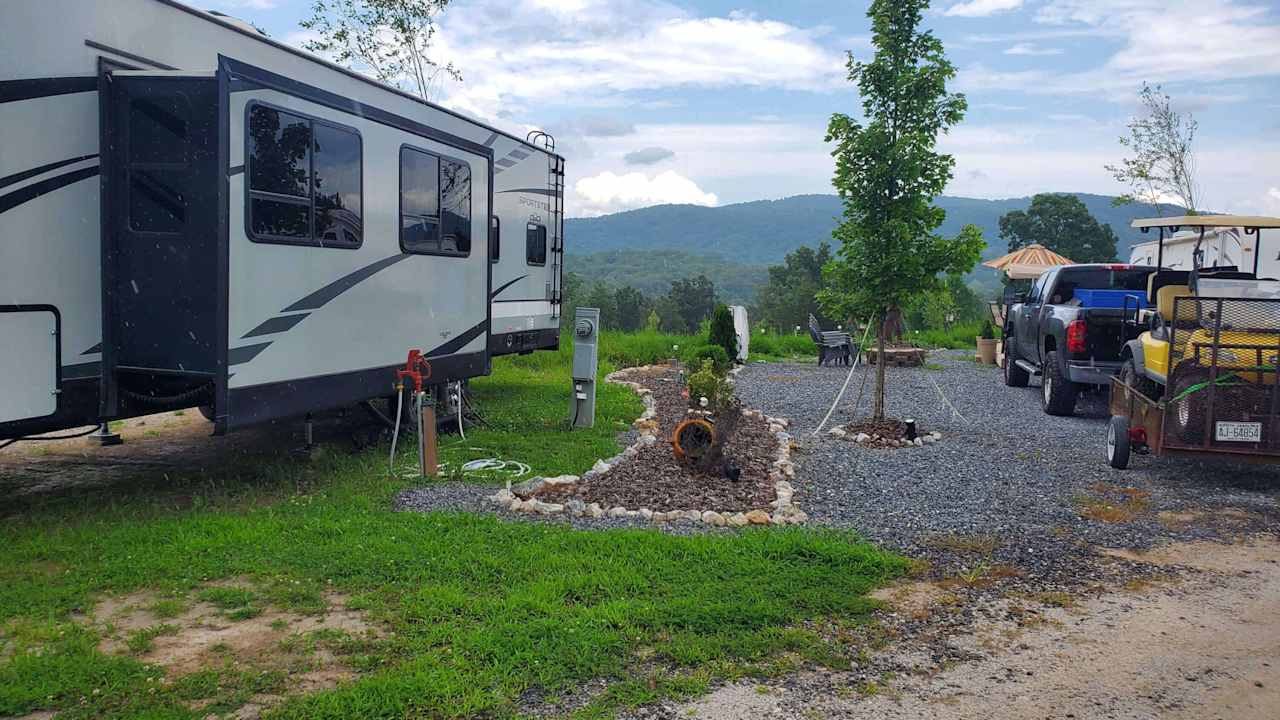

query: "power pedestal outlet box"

left=570, top=307, right=600, bottom=428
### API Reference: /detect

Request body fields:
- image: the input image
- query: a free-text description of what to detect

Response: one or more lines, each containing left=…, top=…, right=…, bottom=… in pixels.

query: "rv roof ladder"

left=548, top=154, right=565, bottom=319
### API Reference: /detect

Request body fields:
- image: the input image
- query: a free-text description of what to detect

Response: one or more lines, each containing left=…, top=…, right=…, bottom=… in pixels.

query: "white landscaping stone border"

left=486, top=364, right=807, bottom=527
left=826, top=425, right=944, bottom=448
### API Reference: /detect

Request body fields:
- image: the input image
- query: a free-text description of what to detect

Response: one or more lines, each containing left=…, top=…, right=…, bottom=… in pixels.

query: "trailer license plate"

left=1216, top=421, right=1262, bottom=442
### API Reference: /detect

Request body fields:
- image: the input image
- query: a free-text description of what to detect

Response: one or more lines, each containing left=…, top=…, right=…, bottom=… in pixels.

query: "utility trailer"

left=0, top=0, right=565, bottom=441
left=1107, top=216, right=1280, bottom=469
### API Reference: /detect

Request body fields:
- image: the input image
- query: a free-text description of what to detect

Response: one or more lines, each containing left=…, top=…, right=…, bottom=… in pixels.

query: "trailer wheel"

left=1003, top=337, right=1029, bottom=387
left=1041, top=351, right=1077, bottom=416
left=1107, top=415, right=1131, bottom=469
left=198, top=405, right=215, bottom=422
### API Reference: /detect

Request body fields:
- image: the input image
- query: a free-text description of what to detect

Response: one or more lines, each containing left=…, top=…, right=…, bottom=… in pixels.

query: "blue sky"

left=210, top=0, right=1280, bottom=217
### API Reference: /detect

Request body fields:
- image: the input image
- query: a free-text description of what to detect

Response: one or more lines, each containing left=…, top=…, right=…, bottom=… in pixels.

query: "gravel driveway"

left=733, top=351, right=1280, bottom=576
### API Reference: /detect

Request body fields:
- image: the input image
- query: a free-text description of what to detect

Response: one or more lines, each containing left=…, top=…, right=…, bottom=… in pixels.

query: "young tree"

left=819, top=0, right=984, bottom=420
left=998, top=193, right=1119, bottom=263
left=1106, top=83, right=1199, bottom=214
left=708, top=304, right=739, bottom=360
left=301, top=0, right=461, bottom=102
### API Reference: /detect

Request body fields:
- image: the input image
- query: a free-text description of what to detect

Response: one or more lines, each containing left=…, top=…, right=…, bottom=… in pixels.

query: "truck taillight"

left=1066, top=319, right=1087, bottom=353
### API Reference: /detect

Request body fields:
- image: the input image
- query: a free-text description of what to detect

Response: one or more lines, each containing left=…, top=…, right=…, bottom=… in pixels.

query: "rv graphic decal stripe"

left=0, top=76, right=97, bottom=104
left=0, top=166, right=99, bottom=216
left=496, top=188, right=556, bottom=196
left=84, top=39, right=179, bottom=71
left=483, top=132, right=499, bottom=147
left=242, top=313, right=310, bottom=339
left=228, top=164, right=245, bottom=176
left=496, top=159, right=517, bottom=168
left=281, top=254, right=411, bottom=312
left=61, top=361, right=102, bottom=380
left=227, top=342, right=273, bottom=367
left=490, top=275, right=528, bottom=299
left=427, top=321, right=488, bottom=358
left=508, top=149, right=530, bottom=160
left=0, top=154, right=98, bottom=191
left=227, top=321, right=486, bottom=372
left=82, top=343, right=102, bottom=356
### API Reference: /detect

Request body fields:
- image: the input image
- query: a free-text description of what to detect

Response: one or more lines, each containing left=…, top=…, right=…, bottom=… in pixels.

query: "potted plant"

left=976, top=319, right=997, bottom=365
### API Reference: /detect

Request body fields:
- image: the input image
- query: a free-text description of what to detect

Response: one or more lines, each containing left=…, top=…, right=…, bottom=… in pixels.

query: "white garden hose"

left=388, top=387, right=405, bottom=474
left=812, top=315, right=876, bottom=437
left=453, top=381, right=466, bottom=440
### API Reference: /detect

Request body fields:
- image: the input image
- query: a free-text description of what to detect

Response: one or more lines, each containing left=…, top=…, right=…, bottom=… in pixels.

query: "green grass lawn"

left=0, top=339, right=904, bottom=720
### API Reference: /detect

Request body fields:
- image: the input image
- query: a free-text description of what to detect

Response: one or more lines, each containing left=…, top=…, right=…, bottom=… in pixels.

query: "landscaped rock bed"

left=486, top=364, right=807, bottom=526
left=828, top=417, right=944, bottom=448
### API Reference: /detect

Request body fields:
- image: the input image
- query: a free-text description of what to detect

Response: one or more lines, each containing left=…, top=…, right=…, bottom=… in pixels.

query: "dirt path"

left=671, top=537, right=1280, bottom=720
left=0, top=408, right=379, bottom=511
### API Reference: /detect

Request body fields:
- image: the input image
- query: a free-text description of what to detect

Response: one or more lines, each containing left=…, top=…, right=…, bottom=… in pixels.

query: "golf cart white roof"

left=1131, top=215, right=1280, bottom=230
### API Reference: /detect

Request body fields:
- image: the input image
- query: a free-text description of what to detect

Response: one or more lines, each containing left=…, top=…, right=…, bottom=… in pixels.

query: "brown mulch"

left=841, top=418, right=927, bottom=449
left=844, top=418, right=906, bottom=438
left=550, top=365, right=779, bottom=513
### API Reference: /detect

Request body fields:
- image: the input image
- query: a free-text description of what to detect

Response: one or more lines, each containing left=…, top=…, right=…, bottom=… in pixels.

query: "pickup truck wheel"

left=1107, top=415, right=1131, bottom=469
left=1041, top=351, right=1077, bottom=416
left=1003, top=338, right=1029, bottom=387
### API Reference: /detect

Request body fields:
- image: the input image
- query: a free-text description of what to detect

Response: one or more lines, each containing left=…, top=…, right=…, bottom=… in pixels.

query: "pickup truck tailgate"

left=1079, top=309, right=1131, bottom=358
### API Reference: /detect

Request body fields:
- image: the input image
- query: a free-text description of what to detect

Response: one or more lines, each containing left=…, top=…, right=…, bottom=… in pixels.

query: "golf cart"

left=1107, top=215, right=1280, bottom=468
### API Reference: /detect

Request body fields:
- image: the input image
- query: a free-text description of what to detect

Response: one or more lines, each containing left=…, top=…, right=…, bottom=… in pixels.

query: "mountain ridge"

left=565, top=192, right=1183, bottom=267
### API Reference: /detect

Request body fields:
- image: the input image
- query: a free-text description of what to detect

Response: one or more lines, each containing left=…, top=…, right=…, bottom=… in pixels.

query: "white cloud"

left=1004, top=42, right=1062, bottom=56
left=432, top=0, right=844, bottom=121
left=573, top=170, right=718, bottom=216
left=1037, top=1, right=1280, bottom=88
left=943, top=0, right=1024, bottom=18
left=1265, top=188, right=1280, bottom=214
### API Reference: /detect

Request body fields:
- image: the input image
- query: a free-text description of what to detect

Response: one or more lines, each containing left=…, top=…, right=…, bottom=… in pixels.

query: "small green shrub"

left=683, top=345, right=731, bottom=375
left=708, top=304, right=739, bottom=361
left=979, top=319, right=995, bottom=340
left=686, top=360, right=733, bottom=409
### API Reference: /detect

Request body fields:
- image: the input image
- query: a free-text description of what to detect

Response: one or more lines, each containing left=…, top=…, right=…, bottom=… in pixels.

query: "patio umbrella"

left=983, top=243, right=1074, bottom=280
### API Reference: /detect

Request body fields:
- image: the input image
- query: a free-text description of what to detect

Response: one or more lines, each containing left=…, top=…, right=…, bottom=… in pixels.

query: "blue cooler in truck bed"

left=1073, top=289, right=1148, bottom=309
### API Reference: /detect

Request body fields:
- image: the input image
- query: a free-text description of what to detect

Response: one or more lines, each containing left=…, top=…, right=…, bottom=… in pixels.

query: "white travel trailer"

left=0, top=0, right=565, bottom=440
left=1128, top=226, right=1249, bottom=270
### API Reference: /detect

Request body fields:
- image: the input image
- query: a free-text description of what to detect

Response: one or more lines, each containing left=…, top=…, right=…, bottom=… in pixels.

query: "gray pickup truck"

left=1002, top=264, right=1154, bottom=415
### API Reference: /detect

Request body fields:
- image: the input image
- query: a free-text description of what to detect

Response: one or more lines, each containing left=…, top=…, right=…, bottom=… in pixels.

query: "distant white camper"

left=0, top=0, right=565, bottom=440
left=1126, top=226, right=1274, bottom=278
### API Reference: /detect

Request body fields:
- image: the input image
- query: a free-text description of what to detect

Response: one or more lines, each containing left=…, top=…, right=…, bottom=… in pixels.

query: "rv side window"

left=490, top=216, right=500, bottom=263
left=246, top=104, right=362, bottom=248
left=313, top=123, right=363, bottom=248
left=400, top=147, right=470, bottom=257
left=527, top=223, right=547, bottom=266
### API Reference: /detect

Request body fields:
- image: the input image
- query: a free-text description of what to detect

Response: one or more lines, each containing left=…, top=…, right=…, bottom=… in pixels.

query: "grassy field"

left=0, top=336, right=904, bottom=720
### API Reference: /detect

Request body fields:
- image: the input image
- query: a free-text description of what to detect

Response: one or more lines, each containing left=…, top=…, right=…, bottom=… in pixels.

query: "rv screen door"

left=101, top=72, right=221, bottom=415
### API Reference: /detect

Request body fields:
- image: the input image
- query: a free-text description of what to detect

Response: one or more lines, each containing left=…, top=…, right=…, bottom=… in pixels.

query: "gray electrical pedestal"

left=570, top=307, right=600, bottom=428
